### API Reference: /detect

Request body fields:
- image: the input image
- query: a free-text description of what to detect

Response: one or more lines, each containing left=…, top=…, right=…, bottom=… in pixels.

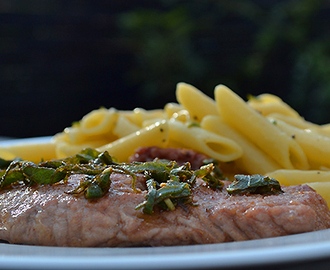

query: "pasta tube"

left=270, top=118, right=330, bottom=169
left=80, top=107, right=118, bottom=135
left=97, top=120, right=169, bottom=162
left=0, top=138, right=57, bottom=162
left=164, top=102, right=184, bottom=118
left=0, top=148, right=16, bottom=160
left=55, top=141, right=106, bottom=159
left=168, top=119, right=243, bottom=162
left=266, top=169, right=330, bottom=206
left=61, top=126, right=117, bottom=146
left=266, top=169, right=330, bottom=186
left=268, top=113, right=330, bottom=138
left=113, top=115, right=140, bottom=138
left=176, top=82, right=218, bottom=122
left=169, top=109, right=190, bottom=123
left=201, top=115, right=281, bottom=174
left=119, top=108, right=166, bottom=127
left=247, top=93, right=301, bottom=118
left=267, top=113, right=314, bottom=130
left=306, top=182, right=330, bottom=207
left=214, top=84, right=309, bottom=170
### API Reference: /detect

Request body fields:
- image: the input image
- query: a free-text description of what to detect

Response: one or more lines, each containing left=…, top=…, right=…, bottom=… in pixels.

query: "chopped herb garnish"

left=202, top=158, right=226, bottom=189
left=186, top=122, right=200, bottom=128
left=227, top=174, right=283, bottom=195
left=134, top=160, right=223, bottom=214
left=0, top=157, right=22, bottom=170
left=0, top=148, right=225, bottom=214
left=0, top=148, right=116, bottom=192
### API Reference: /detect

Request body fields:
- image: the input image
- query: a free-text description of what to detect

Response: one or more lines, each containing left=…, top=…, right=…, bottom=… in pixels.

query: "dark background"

left=1, top=0, right=330, bottom=138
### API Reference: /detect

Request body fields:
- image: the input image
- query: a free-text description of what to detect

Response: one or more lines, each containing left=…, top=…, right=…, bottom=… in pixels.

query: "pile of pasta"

left=2, top=83, right=330, bottom=204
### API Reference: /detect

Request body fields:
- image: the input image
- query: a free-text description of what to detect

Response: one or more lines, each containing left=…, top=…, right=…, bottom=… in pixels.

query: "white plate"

left=1, top=138, right=330, bottom=270
left=1, top=230, right=330, bottom=270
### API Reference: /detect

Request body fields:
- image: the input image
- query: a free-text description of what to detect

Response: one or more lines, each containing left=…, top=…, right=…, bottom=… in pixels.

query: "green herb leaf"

left=195, top=163, right=223, bottom=189
left=0, top=169, right=25, bottom=188
left=0, top=157, right=22, bottom=170
left=22, top=161, right=67, bottom=185
left=227, top=174, right=283, bottom=195
left=141, top=179, right=157, bottom=214
left=0, top=147, right=226, bottom=215
left=0, top=148, right=109, bottom=193
left=85, top=182, right=104, bottom=199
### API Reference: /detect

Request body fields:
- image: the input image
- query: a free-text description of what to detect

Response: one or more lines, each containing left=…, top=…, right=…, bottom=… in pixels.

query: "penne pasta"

left=201, top=115, right=281, bottom=174
left=321, top=123, right=330, bottom=133
left=269, top=118, right=330, bottom=169
left=306, top=182, right=330, bottom=207
left=247, top=93, right=301, bottom=118
left=60, top=126, right=117, bottom=146
left=0, top=148, right=16, bottom=160
left=214, top=84, right=309, bottom=170
left=142, top=118, right=165, bottom=127
left=176, top=82, right=218, bottom=122
left=268, top=113, right=330, bottom=138
left=169, top=109, right=190, bottom=123
left=164, top=102, right=184, bottom=119
left=249, top=93, right=283, bottom=103
left=119, top=108, right=166, bottom=127
left=168, top=119, right=243, bottom=162
left=55, top=141, right=100, bottom=159
left=113, top=115, right=140, bottom=138
left=97, top=120, right=169, bottom=162
left=55, top=138, right=111, bottom=159
left=80, top=107, right=118, bottom=135
left=266, top=169, right=330, bottom=186
left=267, top=113, right=314, bottom=130
left=266, top=169, right=330, bottom=206
left=0, top=139, right=57, bottom=163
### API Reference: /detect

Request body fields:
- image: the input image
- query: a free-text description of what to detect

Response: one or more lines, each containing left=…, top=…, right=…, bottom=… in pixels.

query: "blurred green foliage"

left=116, top=0, right=330, bottom=124
left=1, top=0, right=330, bottom=137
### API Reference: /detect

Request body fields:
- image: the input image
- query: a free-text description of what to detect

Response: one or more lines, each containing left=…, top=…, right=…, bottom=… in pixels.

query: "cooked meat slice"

left=129, top=146, right=209, bottom=170
left=0, top=174, right=329, bottom=247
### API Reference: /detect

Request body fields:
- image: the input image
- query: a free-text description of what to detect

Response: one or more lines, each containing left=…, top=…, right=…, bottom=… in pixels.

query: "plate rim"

left=1, top=229, right=330, bottom=269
